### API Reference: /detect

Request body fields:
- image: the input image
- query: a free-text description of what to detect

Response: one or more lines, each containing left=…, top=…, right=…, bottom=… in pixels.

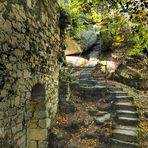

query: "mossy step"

left=113, top=124, right=137, bottom=131
left=112, top=128, right=137, bottom=143
left=115, top=102, right=136, bottom=111
left=117, top=116, right=139, bottom=126
left=93, top=77, right=105, bottom=80
left=91, top=73, right=106, bottom=77
left=109, top=87, right=123, bottom=91
left=110, top=91, right=128, bottom=96
left=117, top=110, right=139, bottom=118
left=115, top=96, right=133, bottom=102
left=110, top=138, right=140, bottom=148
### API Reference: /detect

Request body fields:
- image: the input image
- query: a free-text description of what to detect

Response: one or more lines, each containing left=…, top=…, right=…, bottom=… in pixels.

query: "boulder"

left=83, top=119, right=90, bottom=128
left=80, top=31, right=98, bottom=51
left=95, top=113, right=111, bottom=125
left=65, top=36, right=82, bottom=55
left=97, top=102, right=112, bottom=111
left=65, top=31, right=97, bottom=55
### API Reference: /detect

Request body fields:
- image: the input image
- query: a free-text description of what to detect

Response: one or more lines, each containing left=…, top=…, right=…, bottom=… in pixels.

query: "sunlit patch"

left=66, top=56, right=88, bottom=67
left=88, top=58, right=99, bottom=66
left=100, top=61, right=119, bottom=72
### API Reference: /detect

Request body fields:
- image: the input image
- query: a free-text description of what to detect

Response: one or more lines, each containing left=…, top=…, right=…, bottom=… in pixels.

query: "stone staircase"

left=71, top=67, right=108, bottom=100
left=70, top=65, right=140, bottom=148
left=109, top=88, right=140, bottom=148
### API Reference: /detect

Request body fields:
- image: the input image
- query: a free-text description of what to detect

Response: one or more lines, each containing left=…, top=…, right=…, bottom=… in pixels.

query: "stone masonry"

left=0, top=0, right=63, bottom=147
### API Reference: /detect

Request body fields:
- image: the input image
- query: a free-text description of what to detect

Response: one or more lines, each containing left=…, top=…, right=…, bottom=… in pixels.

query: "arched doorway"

left=29, top=83, right=48, bottom=148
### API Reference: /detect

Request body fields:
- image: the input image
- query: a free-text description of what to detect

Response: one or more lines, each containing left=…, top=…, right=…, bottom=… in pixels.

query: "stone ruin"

left=0, top=0, right=64, bottom=147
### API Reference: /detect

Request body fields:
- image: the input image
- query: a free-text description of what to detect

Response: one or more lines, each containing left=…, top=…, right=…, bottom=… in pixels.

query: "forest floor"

left=49, top=94, right=112, bottom=148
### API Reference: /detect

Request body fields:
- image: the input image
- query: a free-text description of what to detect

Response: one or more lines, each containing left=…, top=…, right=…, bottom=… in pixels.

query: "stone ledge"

left=30, top=129, right=47, bottom=141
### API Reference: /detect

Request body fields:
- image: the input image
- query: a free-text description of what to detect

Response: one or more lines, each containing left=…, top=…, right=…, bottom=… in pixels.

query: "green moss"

left=69, top=119, right=81, bottom=132
left=100, top=29, right=114, bottom=51
left=59, top=100, right=77, bottom=113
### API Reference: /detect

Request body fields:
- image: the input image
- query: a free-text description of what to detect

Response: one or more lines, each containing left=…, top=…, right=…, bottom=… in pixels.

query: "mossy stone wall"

left=0, top=0, right=63, bottom=147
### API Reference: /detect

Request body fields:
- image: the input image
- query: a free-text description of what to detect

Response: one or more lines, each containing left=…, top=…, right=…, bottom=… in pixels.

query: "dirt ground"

left=50, top=95, right=112, bottom=148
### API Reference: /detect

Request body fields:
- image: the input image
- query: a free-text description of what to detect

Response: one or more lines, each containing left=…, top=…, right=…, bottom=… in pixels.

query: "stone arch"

left=29, top=83, right=48, bottom=148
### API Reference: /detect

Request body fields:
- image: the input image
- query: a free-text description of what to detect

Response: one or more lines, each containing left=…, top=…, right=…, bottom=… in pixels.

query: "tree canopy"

left=59, top=0, right=148, bottom=55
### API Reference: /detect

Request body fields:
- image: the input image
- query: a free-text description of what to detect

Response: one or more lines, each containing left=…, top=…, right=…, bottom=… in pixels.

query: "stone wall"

left=59, top=80, right=71, bottom=101
left=0, top=0, right=63, bottom=147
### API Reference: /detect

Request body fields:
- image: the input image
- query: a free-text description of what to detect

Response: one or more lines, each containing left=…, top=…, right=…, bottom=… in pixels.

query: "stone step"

left=114, top=96, right=133, bottom=102
left=112, top=128, right=137, bottom=143
left=117, top=110, right=139, bottom=118
left=110, top=138, right=140, bottom=148
left=95, top=77, right=105, bottom=79
left=117, top=116, right=139, bottom=126
left=78, top=79, right=98, bottom=86
left=78, top=74, right=91, bottom=78
left=97, top=81, right=106, bottom=85
left=92, top=73, right=106, bottom=77
left=113, top=124, right=137, bottom=131
left=109, top=87, right=123, bottom=91
left=110, top=91, right=128, bottom=96
left=115, top=102, right=136, bottom=111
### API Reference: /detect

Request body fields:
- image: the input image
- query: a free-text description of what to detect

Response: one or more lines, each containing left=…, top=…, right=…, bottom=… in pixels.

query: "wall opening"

left=29, top=83, right=48, bottom=147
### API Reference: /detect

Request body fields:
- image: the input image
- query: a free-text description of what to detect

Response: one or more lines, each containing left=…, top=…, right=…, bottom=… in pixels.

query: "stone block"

left=38, top=141, right=48, bottom=148
left=30, top=140, right=37, bottom=148
left=34, top=111, right=48, bottom=119
left=24, top=70, right=31, bottom=78
left=12, top=126, right=16, bottom=134
left=6, top=64, right=13, bottom=70
left=30, top=129, right=47, bottom=140
left=3, top=20, right=12, bottom=33
left=0, top=89, right=7, bottom=97
left=0, top=128, right=4, bottom=138
left=30, top=122, right=37, bottom=129
left=16, top=113, right=23, bottom=124
left=0, top=111, right=4, bottom=120
left=0, top=3, right=4, bottom=12
left=39, top=118, right=51, bottom=128
left=17, top=134, right=26, bottom=146
left=8, top=107, right=17, bottom=116
left=16, top=123, right=23, bottom=132
left=17, top=70, right=23, bottom=77
left=14, top=49, right=24, bottom=57
left=19, top=10, right=26, bottom=19
left=15, top=96, right=20, bottom=106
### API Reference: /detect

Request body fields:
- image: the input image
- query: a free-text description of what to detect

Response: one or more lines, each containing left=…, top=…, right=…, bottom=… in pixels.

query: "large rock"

left=65, top=36, right=82, bottom=55
left=95, top=113, right=111, bottom=125
left=110, top=63, right=148, bottom=90
left=65, top=31, right=98, bottom=55
left=80, top=31, right=98, bottom=51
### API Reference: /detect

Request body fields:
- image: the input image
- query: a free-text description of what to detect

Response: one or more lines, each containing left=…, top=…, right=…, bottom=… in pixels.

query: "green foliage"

left=59, top=100, right=77, bottom=113
left=69, top=118, right=81, bottom=132
left=100, top=28, right=114, bottom=51
left=59, top=69, right=71, bottom=82
left=58, top=0, right=147, bottom=55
